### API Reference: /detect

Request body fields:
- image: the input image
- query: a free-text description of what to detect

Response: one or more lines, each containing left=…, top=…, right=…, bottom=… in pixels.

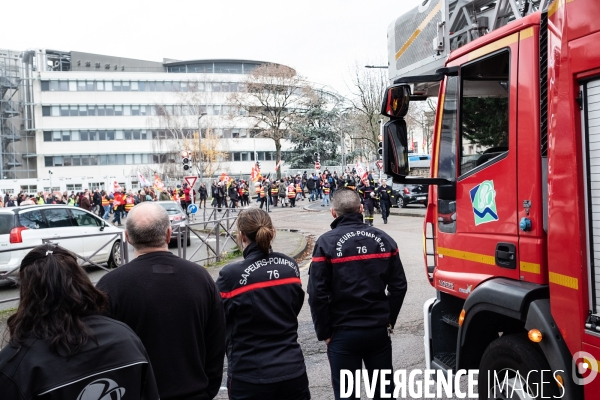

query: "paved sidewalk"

left=204, top=229, right=308, bottom=279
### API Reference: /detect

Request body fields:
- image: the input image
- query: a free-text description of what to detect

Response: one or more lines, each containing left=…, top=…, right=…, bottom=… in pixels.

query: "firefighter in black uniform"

left=307, top=189, right=407, bottom=400
left=216, top=208, right=310, bottom=400
left=358, top=180, right=376, bottom=226
left=376, top=180, right=393, bottom=224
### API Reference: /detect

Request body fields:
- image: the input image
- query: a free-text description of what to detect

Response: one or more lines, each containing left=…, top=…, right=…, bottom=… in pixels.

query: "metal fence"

left=0, top=231, right=128, bottom=305
left=173, top=207, right=239, bottom=265
left=0, top=209, right=239, bottom=306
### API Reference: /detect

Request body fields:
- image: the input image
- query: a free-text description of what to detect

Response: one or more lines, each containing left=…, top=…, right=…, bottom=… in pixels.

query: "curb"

left=302, top=205, right=323, bottom=212
left=389, top=210, right=425, bottom=218
left=277, top=229, right=309, bottom=259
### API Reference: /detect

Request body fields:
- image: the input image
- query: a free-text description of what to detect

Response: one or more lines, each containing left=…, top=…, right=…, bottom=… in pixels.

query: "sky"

left=2, top=0, right=423, bottom=98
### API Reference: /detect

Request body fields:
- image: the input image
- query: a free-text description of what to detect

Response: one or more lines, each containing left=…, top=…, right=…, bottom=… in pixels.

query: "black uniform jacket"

left=216, top=243, right=306, bottom=384
left=307, top=213, right=408, bottom=341
left=377, top=186, right=393, bottom=202
left=0, top=315, right=158, bottom=399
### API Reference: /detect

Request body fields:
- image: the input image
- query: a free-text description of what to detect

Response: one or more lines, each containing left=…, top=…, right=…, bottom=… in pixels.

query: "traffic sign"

left=187, top=204, right=198, bottom=214
left=315, top=161, right=321, bottom=170
left=376, top=160, right=383, bottom=170
left=184, top=176, right=198, bottom=188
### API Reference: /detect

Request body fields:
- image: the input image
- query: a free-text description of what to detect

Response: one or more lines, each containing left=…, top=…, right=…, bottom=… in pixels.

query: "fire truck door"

left=435, top=48, right=520, bottom=292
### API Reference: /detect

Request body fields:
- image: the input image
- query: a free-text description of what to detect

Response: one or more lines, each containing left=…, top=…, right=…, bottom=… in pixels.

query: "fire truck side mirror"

left=381, top=84, right=411, bottom=118
left=382, top=119, right=409, bottom=179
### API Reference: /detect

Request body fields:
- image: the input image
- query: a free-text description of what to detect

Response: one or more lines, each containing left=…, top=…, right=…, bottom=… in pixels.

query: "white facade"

left=1, top=50, right=299, bottom=195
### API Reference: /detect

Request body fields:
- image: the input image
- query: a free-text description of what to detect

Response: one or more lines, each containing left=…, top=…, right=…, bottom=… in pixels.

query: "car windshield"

left=159, top=202, right=183, bottom=215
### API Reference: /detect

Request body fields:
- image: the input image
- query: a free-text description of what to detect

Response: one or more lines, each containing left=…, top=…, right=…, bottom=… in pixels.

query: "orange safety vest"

left=124, top=198, right=134, bottom=212
left=101, top=197, right=110, bottom=207
left=288, top=187, right=296, bottom=198
left=295, top=185, right=302, bottom=193
left=270, top=186, right=278, bottom=195
left=323, top=187, right=330, bottom=195
left=260, top=187, right=265, bottom=198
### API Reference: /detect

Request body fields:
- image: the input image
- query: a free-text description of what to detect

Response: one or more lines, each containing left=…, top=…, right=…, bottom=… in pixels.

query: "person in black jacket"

left=228, top=182, right=239, bottom=209
left=0, top=244, right=159, bottom=399
left=376, top=180, right=393, bottom=224
left=307, top=188, right=407, bottom=400
left=96, top=202, right=225, bottom=400
left=199, top=183, right=208, bottom=208
left=216, top=208, right=310, bottom=400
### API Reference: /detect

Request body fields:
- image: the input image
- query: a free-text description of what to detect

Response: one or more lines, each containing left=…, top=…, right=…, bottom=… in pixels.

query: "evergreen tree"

left=289, top=96, right=341, bottom=168
left=461, top=97, right=509, bottom=148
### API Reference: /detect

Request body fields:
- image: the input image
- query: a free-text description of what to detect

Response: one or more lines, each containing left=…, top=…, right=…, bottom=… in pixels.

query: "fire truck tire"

left=478, top=334, right=558, bottom=399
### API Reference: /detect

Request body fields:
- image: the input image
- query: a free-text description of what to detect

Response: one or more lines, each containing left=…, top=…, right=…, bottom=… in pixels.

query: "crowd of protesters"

left=0, top=166, right=391, bottom=228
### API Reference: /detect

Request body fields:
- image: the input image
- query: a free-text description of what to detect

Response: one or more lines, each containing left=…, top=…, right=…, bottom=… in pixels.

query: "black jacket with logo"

left=307, top=213, right=408, bottom=341
left=0, top=315, right=158, bottom=399
left=377, top=185, right=393, bottom=203
left=216, top=243, right=306, bottom=384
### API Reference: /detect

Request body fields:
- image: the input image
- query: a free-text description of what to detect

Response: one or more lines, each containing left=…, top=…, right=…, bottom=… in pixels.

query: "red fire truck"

left=382, top=0, right=600, bottom=398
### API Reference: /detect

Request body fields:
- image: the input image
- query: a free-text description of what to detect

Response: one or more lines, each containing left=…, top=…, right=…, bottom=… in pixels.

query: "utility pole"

left=197, top=113, right=207, bottom=185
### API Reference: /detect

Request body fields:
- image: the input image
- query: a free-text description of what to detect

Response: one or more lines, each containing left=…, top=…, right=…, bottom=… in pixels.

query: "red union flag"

left=153, top=174, right=164, bottom=190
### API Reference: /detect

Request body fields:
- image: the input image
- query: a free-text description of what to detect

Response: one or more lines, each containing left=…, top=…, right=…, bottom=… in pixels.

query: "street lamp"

left=197, top=113, right=207, bottom=185
left=48, top=170, right=53, bottom=191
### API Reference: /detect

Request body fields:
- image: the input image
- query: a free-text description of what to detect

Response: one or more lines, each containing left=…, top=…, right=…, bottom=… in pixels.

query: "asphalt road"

left=0, top=204, right=440, bottom=399
left=215, top=202, right=436, bottom=399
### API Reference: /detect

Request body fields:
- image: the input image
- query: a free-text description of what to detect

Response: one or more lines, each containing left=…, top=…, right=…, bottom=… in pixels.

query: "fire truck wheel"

left=478, top=333, right=557, bottom=399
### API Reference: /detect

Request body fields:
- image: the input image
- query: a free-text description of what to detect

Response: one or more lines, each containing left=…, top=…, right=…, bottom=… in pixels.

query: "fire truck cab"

left=382, top=0, right=600, bottom=398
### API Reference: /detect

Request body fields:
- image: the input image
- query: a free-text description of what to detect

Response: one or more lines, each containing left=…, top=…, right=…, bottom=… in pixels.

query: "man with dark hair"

left=307, top=188, right=407, bottom=400
left=97, top=202, right=225, bottom=400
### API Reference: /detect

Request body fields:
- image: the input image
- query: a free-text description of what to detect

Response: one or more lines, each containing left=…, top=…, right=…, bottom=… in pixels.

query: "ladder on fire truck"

left=388, top=0, right=551, bottom=82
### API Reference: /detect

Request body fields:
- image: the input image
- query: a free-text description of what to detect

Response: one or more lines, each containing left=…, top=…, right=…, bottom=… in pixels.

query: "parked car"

left=156, top=201, right=191, bottom=246
left=0, top=205, right=123, bottom=286
left=387, top=181, right=429, bottom=208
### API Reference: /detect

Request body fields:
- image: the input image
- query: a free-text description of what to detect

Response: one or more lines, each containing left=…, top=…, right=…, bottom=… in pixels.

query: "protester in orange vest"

left=287, top=183, right=296, bottom=208
left=124, top=194, right=135, bottom=215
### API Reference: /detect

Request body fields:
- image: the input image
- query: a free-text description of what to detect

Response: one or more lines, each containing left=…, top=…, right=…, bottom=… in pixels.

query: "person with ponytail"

left=217, top=208, right=310, bottom=400
left=0, top=244, right=158, bottom=399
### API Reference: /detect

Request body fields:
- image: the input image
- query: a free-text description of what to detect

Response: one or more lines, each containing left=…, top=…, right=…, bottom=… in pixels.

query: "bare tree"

left=229, top=63, right=314, bottom=179
left=347, top=62, right=388, bottom=160
left=148, top=80, right=228, bottom=179
left=405, top=98, right=437, bottom=153
left=183, top=128, right=227, bottom=179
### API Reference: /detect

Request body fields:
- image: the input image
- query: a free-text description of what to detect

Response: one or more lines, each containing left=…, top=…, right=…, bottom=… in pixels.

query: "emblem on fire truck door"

left=469, top=180, right=499, bottom=226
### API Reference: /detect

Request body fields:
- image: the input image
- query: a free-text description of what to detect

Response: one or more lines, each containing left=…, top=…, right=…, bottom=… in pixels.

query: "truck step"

left=441, top=313, right=460, bottom=328
left=433, top=352, right=457, bottom=371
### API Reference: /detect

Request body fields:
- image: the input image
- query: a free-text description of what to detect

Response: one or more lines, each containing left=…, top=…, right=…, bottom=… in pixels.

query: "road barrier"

left=174, top=207, right=239, bottom=265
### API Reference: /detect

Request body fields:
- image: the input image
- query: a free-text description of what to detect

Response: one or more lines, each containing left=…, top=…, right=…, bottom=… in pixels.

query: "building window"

left=20, top=185, right=37, bottom=193
left=66, top=184, right=83, bottom=191
left=44, top=157, right=53, bottom=167
left=41, top=81, right=50, bottom=91
left=42, top=106, right=51, bottom=116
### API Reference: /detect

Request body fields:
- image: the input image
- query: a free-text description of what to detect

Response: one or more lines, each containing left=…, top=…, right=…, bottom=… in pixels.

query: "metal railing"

left=174, top=207, right=239, bottom=265
left=0, top=231, right=128, bottom=304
